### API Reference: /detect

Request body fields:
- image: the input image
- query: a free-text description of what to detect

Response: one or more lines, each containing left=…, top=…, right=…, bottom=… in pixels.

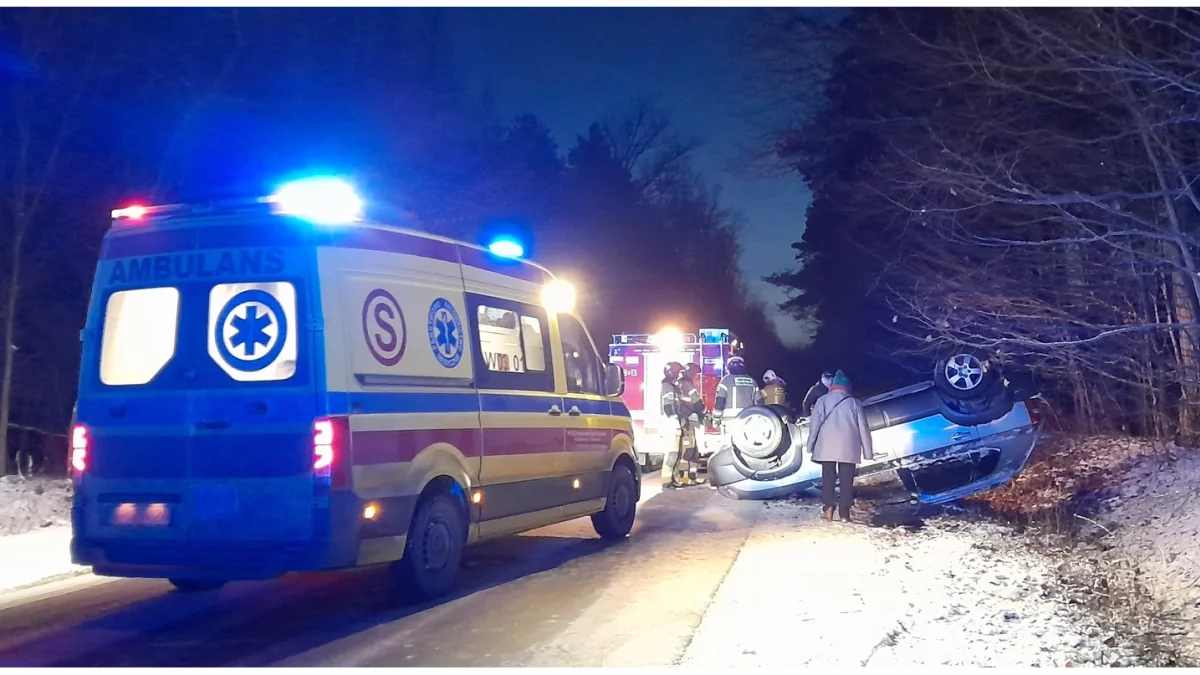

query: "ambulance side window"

left=467, top=293, right=554, bottom=393
left=99, top=287, right=181, bottom=386
left=557, top=314, right=601, bottom=396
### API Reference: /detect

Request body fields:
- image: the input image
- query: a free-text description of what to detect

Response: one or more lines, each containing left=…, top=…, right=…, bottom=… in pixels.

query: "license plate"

left=193, top=485, right=238, bottom=521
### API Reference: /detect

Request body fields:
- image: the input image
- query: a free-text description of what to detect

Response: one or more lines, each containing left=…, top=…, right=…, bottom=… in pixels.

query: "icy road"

left=0, top=473, right=1146, bottom=667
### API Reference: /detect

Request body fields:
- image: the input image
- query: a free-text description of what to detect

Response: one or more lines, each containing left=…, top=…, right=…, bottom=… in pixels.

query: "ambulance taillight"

left=313, top=417, right=350, bottom=488
left=70, top=424, right=88, bottom=476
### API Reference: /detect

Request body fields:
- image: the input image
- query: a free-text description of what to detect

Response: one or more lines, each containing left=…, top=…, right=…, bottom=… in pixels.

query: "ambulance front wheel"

left=391, top=492, right=467, bottom=603
left=592, top=463, right=638, bottom=540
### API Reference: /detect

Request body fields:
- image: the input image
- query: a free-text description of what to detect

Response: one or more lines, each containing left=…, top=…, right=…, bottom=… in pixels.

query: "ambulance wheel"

left=168, top=578, right=226, bottom=593
left=391, top=492, right=466, bottom=602
left=592, top=463, right=637, bottom=540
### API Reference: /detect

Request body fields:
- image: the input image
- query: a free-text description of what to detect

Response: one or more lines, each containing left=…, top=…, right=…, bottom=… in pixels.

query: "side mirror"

left=604, top=362, right=626, bottom=397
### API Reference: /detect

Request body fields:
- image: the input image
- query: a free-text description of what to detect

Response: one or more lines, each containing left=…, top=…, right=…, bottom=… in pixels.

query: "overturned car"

left=708, top=353, right=1042, bottom=504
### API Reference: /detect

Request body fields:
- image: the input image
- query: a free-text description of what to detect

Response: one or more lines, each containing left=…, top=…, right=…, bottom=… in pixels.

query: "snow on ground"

left=0, top=476, right=72, bottom=537
left=0, top=476, right=82, bottom=593
left=683, top=498, right=1147, bottom=667
left=970, top=433, right=1200, bottom=665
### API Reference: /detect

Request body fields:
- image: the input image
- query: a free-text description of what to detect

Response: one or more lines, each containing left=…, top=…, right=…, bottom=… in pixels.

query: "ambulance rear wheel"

left=391, top=492, right=466, bottom=603
left=168, top=578, right=226, bottom=593
left=592, top=463, right=637, bottom=540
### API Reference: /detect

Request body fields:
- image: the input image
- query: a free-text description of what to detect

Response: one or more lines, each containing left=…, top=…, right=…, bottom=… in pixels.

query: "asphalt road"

left=0, top=474, right=764, bottom=667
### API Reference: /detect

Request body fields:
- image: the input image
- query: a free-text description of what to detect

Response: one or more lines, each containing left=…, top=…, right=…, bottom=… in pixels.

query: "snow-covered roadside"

left=682, top=499, right=1147, bottom=667
left=0, top=476, right=87, bottom=592
left=1041, top=446, right=1200, bottom=665
left=970, top=434, right=1200, bottom=665
left=0, top=476, right=73, bottom=536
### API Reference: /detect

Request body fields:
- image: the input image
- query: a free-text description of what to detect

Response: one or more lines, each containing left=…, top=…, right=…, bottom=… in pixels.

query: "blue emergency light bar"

left=110, top=176, right=366, bottom=227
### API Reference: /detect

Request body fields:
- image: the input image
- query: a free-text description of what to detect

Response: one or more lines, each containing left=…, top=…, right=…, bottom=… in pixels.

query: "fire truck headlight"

left=542, top=279, right=577, bottom=314
left=652, top=327, right=684, bottom=351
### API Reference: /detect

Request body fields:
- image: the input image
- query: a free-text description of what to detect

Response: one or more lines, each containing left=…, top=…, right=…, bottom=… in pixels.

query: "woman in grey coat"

left=807, top=370, right=874, bottom=522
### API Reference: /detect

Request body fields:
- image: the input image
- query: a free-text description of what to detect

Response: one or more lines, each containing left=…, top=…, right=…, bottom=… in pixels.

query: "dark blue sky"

left=446, top=7, right=813, bottom=347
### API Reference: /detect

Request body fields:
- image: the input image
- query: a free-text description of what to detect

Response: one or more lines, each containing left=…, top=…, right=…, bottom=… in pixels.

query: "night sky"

left=446, top=8, right=813, bottom=346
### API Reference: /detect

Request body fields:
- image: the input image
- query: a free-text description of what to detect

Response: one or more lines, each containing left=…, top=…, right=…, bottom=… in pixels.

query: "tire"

left=937, top=385, right=1014, bottom=427
left=934, top=351, right=1001, bottom=400
left=391, top=492, right=467, bottom=603
left=730, top=406, right=790, bottom=460
left=168, top=578, right=226, bottom=593
left=592, top=463, right=637, bottom=540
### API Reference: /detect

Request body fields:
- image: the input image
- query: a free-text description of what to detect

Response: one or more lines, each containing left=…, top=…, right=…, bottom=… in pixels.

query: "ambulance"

left=608, top=328, right=742, bottom=467
left=69, top=177, right=639, bottom=601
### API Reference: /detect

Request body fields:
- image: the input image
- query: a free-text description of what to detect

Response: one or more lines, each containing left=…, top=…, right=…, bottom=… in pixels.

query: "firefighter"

left=758, top=369, right=788, bottom=407
left=662, top=363, right=705, bottom=487
left=714, top=356, right=758, bottom=423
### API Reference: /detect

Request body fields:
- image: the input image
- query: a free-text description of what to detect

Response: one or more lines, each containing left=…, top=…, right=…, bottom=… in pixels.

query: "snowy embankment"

left=974, top=434, right=1200, bottom=665
left=0, top=476, right=85, bottom=592
left=684, top=499, right=1146, bottom=667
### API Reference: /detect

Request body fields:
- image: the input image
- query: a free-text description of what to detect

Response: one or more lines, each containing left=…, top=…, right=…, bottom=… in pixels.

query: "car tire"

left=934, top=351, right=1001, bottom=400
left=730, top=406, right=790, bottom=460
left=592, top=463, right=638, bottom=540
left=168, top=578, right=226, bottom=593
left=937, top=386, right=1014, bottom=427
left=391, top=492, right=467, bottom=603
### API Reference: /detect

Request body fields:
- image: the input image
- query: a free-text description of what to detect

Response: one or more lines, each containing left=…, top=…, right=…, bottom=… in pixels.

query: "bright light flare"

left=651, top=327, right=685, bottom=351
left=541, top=279, right=577, bottom=314
left=487, top=237, right=524, bottom=258
left=269, top=177, right=363, bottom=225
left=112, top=205, right=148, bottom=221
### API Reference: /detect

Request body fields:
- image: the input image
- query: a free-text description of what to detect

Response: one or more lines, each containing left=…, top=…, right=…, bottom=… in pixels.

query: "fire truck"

left=608, top=327, right=743, bottom=468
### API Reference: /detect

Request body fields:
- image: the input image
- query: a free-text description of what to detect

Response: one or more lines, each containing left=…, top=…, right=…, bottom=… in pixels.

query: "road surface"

left=0, top=474, right=765, bottom=667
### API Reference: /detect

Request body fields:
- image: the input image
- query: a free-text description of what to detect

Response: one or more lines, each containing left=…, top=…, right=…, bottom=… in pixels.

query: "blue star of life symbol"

left=230, top=304, right=273, bottom=357
left=435, top=310, right=458, bottom=357
left=214, top=289, right=289, bottom=373
left=427, top=298, right=464, bottom=368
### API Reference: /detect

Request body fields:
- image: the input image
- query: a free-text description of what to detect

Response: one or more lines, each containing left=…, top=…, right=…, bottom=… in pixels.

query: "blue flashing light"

left=487, top=237, right=525, bottom=259
left=268, top=177, right=363, bottom=225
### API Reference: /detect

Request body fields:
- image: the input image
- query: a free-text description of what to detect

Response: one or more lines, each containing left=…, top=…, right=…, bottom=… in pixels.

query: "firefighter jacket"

left=660, top=377, right=682, bottom=419
left=678, top=375, right=706, bottom=419
left=758, top=381, right=788, bottom=407
left=715, top=373, right=759, bottom=415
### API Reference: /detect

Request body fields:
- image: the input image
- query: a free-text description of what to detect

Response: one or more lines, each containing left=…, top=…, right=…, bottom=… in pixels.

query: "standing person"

left=757, top=370, right=788, bottom=407
left=801, top=371, right=834, bottom=417
left=713, top=356, right=758, bottom=422
left=807, top=370, right=874, bottom=522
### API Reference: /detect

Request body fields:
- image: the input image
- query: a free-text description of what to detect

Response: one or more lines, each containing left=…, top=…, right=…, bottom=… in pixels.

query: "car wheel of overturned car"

left=168, top=578, right=226, bottom=593
left=730, top=406, right=790, bottom=460
left=934, top=350, right=1001, bottom=400
left=937, top=384, right=1015, bottom=427
left=390, top=492, right=466, bottom=603
left=591, top=463, right=638, bottom=540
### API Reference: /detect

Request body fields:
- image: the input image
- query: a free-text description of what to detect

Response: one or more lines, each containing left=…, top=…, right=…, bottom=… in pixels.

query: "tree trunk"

left=0, top=224, right=25, bottom=476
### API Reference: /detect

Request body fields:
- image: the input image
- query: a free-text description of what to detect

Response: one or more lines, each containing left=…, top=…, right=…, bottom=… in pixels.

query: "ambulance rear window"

left=99, top=287, right=180, bottom=386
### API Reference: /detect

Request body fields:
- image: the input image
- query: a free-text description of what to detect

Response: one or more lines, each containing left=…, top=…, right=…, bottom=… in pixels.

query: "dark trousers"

left=820, top=461, right=856, bottom=520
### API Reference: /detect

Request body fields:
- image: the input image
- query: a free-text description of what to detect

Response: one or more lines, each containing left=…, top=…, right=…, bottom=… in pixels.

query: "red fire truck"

left=608, top=327, right=743, bottom=467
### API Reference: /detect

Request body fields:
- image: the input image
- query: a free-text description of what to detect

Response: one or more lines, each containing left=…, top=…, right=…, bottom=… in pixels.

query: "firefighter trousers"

left=662, top=420, right=701, bottom=487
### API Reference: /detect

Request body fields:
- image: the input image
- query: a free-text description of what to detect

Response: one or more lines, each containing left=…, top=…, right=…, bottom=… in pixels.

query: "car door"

left=555, top=313, right=614, bottom=489
left=466, top=295, right=566, bottom=535
left=863, top=384, right=980, bottom=474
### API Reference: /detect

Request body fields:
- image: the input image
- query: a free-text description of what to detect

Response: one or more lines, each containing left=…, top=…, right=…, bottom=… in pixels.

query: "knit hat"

left=831, top=370, right=851, bottom=390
